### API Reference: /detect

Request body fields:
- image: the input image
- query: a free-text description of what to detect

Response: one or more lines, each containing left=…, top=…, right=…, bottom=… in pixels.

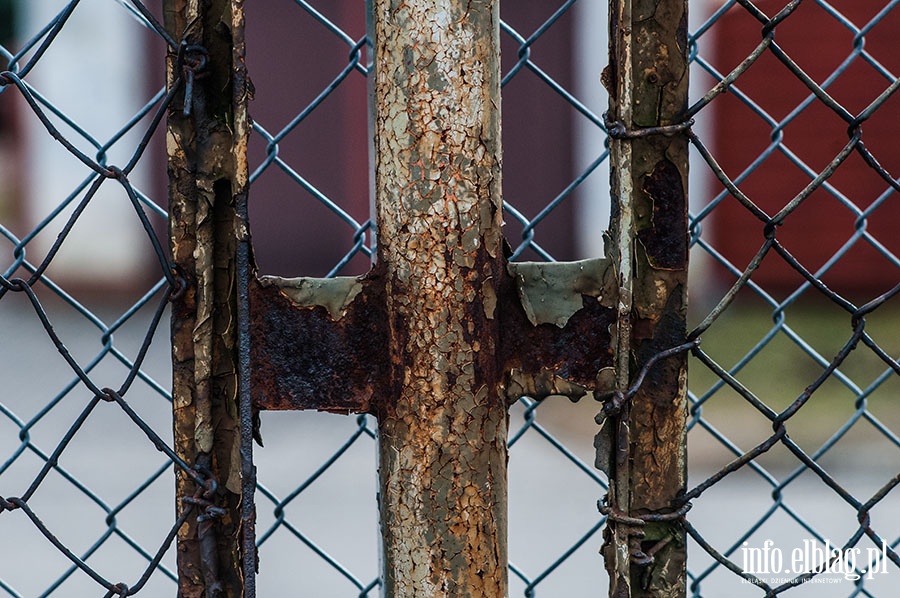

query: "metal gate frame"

left=163, top=0, right=691, bottom=596
left=3, top=0, right=899, bottom=595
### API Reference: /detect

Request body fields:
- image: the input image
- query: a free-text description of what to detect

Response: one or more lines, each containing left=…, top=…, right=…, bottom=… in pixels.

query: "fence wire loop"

left=603, top=111, right=695, bottom=139
left=168, top=271, right=188, bottom=301
left=178, top=42, right=209, bottom=116
left=598, top=339, right=701, bottom=420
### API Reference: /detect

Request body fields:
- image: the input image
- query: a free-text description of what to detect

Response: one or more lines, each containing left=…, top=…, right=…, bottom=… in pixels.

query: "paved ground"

left=0, top=297, right=897, bottom=596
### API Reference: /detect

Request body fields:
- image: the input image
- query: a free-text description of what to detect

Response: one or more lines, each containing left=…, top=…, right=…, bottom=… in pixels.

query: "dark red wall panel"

left=711, top=1, right=900, bottom=298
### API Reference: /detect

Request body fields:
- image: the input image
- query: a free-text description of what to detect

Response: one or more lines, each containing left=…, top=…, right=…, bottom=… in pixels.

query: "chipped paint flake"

left=259, top=275, right=364, bottom=321
left=510, top=258, right=615, bottom=327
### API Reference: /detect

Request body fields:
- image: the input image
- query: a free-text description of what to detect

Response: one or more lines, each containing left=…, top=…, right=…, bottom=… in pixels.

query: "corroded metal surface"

left=249, top=274, right=388, bottom=414
left=165, top=0, right=248, bottom=594
left=370, top=1, right=507, bottom=594
left=602, top=0, right=690, bottom=596
left=500, top=259, right=618, bottom=403
left=166, top=1, right=688, bottom=595
left=243, top=2, right=623, bottom=595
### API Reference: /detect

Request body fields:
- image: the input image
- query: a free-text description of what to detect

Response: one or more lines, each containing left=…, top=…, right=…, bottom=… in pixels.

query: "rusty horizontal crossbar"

left=250, top=258, right=618, bottom=414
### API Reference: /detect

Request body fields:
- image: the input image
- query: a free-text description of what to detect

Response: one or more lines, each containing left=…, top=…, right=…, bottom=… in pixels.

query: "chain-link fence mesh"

left=0, top=2, right=187, bottom=595
left=683, top=0, right=900, bottom=595
left=245, top=1, right=610, bottom=595
left=2, top=0, right=899, bottom=596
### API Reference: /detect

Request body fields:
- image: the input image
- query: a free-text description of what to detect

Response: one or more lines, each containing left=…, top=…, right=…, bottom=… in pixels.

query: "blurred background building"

left=2, top=0, right=897, bottom=297
left=708, top=1, right=900, bottom=299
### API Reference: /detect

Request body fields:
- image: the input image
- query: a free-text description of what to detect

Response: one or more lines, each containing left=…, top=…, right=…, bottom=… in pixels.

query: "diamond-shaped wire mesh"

left=684, top=0, right=900, bottom=595
left=3, top=0, right=899, bottom=596
left=0, top=1, right=186, bottom=595
left=245, top=2, right=611, bottom=595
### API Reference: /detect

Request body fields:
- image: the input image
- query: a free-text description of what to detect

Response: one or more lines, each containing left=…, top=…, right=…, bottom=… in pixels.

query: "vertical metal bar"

left=606, top=0, right=637, bottom=594
left=165, top=0, right=250, bottom=595
left=604, top=0, right=690, bottom=596
left=231, top=1, right=257, bottom=595
left=370, top=1, right=507, bottom=595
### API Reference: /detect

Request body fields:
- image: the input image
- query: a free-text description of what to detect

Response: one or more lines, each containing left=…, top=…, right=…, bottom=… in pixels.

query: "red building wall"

left=711, top=1, right=900, bottom=298
left=245, top=2, right=577, bottom=278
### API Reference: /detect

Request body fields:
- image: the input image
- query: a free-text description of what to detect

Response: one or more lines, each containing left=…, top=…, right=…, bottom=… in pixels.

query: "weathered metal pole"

left=370, top=1, right=507, bottom=594
left=165, top=0, right=250, bottom=595
left=248, top=2, right=615, bottom=595
left=602, top=0, right=690, bottom=596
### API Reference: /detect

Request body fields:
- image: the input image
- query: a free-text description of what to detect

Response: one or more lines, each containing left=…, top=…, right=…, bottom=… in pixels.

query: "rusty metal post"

left=247, top=1, right=615, bottom=595
left=601, top=0, right=690, bottom=596
left=160, top=0, right=689, bottom=594
left=165, top=0, right=251, bottom=595
left=370, top=1, right=507, bottom=594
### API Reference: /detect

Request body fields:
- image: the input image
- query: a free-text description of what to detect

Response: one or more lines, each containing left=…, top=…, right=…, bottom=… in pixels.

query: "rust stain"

left=630, top=287, right=687, bottom=512
left=638, top=159, right=687, bottom=271
left=603, top=2, right=690, bottom=596
left=371, top=0, right=508, bottom=594
left=165, top=0, right=247, bottom=595
left=499, top=269, right=617, bottom=401
left=249, top=274, right=388, bottom=414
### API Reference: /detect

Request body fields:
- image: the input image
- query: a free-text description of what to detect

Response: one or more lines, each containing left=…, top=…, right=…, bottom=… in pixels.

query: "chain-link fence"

left=245, top=1, right=610, bottom=595
left=683, top=0, right=900, bottom=595
left=0, top=1, right=185, bottom=595
left=0, top=1, right=611, bottom=595
left=1, top=0, right=899, bottom=596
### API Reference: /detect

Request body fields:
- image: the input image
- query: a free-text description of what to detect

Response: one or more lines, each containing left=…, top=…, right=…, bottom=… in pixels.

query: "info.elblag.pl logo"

left=740, top=539, right=891, bottom=584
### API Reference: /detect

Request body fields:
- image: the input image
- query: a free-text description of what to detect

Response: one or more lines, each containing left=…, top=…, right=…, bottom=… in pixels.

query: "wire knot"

left=178, top=43, right=209, bottom=117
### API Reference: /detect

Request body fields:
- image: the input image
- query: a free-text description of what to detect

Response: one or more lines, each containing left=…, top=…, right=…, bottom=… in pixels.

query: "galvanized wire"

left=680, top=0, right=900, bottom=595
left=5, top=0, right=897, bottom=596
left=245, top=1, right=610, bottom=596
left=0, top=1, right=205, bottom=595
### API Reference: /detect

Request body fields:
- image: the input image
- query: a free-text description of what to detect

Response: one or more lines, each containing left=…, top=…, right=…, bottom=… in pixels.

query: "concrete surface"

left=0, top=297, right=897, bottom=597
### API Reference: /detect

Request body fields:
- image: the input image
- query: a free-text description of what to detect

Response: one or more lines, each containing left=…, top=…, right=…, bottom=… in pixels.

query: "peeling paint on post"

left=159, top=0, right=689, bottom=593
left=156, top=0, right=693, bottom=594
left=371, top=0, right=507, bottom=594
left=242, top=1, right=617, bottom=594
left=601, top=0, right=690, bottom=596
left=165, top=0, right=250, bottom=595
